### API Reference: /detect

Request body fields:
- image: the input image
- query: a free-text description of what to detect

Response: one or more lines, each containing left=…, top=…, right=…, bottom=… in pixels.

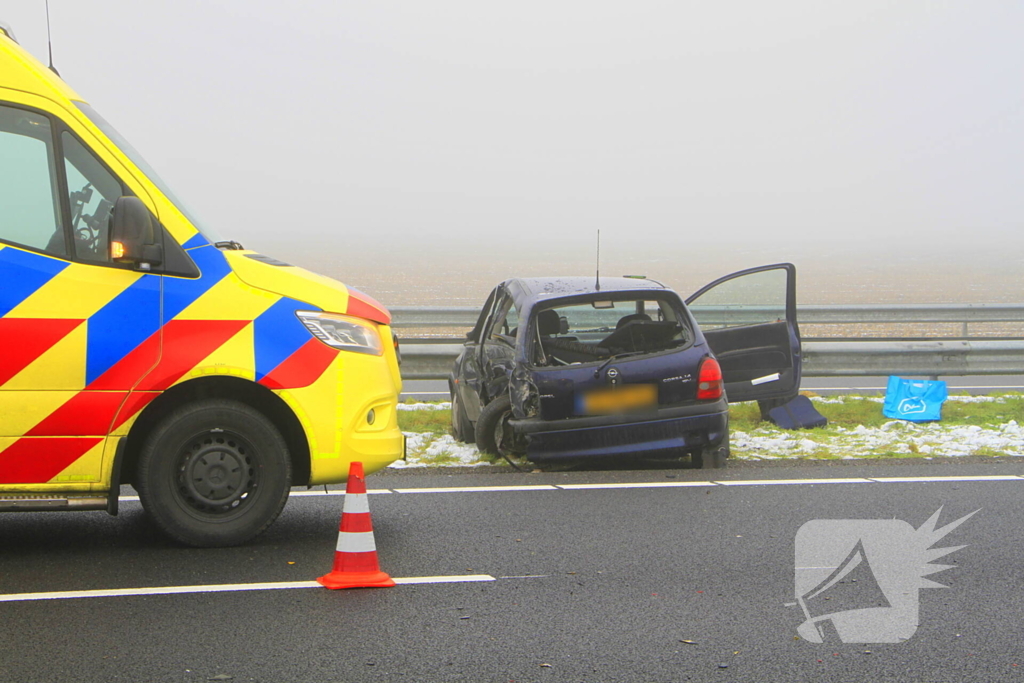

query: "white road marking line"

left=556, top=482, right=717, bottom=490
left=394, top=575, right=495, bottom=585
left=0, top=582, right=321, bottom=602
left=391, top=485, right=559, bottom=493
left=716, top=478, right=873, bottom=486
left=499, top=575, right=550, bottom=579
left=117, top=489, right=391, bottom=503
left=113, top=474, right=1024, bottom=505
left=291, top=489, right=392, bottom=496
left=868, top=475, right=1023, bottom=482
left=0, top=575, right=496, bottom=603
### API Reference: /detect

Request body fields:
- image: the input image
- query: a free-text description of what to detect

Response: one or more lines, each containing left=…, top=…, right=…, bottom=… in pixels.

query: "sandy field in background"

left=259, top=242, right=1023, bottom=338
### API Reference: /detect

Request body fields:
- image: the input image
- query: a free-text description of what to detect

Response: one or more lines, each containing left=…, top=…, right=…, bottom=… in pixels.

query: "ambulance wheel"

left=450, top=386, right=475, bottom=443
left=475, top=394, right=523, bottom=457
left=692, top=435, right=729, bottom=469
left=137, top=399, right=292, bottom=547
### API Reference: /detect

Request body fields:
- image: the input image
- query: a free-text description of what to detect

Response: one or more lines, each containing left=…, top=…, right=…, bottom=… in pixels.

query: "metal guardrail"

left=399, top=340, right=1024, bottom=380
left=391, top=304, right=1024, bottom=380
left=391, top=304, right=1024, bottom=328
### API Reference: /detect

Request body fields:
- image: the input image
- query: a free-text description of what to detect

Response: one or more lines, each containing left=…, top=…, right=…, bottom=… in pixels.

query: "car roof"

left=504, top=276, right=671, bottom=308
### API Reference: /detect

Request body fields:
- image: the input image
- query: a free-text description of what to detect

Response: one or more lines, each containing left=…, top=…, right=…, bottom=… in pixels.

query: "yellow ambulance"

left=0, top=23, right=403, bottom=546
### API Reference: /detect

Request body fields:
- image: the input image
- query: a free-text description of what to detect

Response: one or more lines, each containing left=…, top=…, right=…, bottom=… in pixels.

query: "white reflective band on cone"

left=337, top=531, right=377, bottom=553
left=342, top=493, right=370, bottom=514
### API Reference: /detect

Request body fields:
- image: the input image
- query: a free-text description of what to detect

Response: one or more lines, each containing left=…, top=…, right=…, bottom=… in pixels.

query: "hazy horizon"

left=4, top=1, right=1022, bottom=294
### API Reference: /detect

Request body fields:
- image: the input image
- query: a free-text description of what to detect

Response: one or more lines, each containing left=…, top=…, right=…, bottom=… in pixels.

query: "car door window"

left=0, top=105, right=66, bottom=255
left=687, top=267, right=789, bottom=330
left=485, top=295, right=519, bottom=343
left=62, top=131, right=124, bottom=262
left=686, top=264, right=800, bottom=403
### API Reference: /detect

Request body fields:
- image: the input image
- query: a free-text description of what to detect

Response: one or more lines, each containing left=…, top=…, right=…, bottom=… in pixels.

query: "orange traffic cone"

left=317, top=461, right=396, bottom=590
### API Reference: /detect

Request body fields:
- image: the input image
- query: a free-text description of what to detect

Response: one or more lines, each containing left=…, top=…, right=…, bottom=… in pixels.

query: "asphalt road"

left=402, top=376, right=1024, bottom=401
left=2, top=460, right=1024, bottom=683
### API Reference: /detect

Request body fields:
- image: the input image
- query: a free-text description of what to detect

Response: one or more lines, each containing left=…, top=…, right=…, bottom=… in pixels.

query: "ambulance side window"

left=62, top=131, right=122, bottom=262
left=0, top=105, right=66, bottom=255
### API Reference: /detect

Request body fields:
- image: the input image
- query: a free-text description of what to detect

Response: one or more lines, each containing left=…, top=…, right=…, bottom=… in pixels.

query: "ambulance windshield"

left=74, top=101, right=225, bottom=244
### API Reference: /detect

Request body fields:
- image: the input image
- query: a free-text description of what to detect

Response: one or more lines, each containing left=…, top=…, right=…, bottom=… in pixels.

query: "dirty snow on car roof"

left=509, top=276, right=668, bottom=302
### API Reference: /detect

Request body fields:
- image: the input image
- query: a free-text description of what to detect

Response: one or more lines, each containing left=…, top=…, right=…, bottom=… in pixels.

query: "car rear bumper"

left=509, top=400, right=729, bottom=461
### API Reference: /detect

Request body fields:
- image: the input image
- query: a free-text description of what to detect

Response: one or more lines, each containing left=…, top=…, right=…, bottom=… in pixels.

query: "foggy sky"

left=4, top=1, right=1023, bottom=265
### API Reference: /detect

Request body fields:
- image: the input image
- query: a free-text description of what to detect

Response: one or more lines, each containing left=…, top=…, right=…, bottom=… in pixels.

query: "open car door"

left=685, top=263, right=801, bottom=404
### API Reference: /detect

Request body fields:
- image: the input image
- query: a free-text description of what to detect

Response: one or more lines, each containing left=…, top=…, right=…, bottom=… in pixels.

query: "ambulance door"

left=0, top=102, right=159, bottom=488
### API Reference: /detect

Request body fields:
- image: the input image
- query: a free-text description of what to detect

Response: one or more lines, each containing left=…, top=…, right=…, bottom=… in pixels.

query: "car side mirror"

left=109, top=196, right=163, bottom=270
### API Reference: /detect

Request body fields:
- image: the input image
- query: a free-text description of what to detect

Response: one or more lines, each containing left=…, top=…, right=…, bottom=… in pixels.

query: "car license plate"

left=577, top=384, right=657, bottom=415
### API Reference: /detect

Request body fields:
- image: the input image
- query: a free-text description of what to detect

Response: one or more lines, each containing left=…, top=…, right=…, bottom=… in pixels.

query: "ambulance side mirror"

left=109, top=196, right=163, bottom=271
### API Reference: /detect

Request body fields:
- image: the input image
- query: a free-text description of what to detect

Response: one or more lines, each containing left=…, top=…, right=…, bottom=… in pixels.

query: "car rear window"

left=531, top=296, right=692, bottom=366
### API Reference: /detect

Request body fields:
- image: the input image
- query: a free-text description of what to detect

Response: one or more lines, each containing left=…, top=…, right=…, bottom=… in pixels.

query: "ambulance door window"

left=0, top=105, right=66, bottom=255
left=61, top=131, right=123, bottom=262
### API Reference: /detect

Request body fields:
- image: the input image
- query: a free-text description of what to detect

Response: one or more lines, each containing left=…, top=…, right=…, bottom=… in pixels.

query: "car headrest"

left=537, top=309, right=560, bottom=336
left=616, top=313, right=652, bottom=329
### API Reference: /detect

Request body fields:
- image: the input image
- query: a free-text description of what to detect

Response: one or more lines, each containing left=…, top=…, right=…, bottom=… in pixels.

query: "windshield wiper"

left=214, top=240, right=244, bottom=250
left=592, top=350, right=647, bottom=378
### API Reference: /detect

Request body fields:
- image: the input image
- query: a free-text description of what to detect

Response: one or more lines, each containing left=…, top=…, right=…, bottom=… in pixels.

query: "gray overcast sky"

left=4, top=1, right=1023, bottom=267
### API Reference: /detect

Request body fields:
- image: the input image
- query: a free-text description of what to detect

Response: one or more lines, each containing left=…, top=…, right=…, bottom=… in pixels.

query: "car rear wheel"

left=450, top=385, right=475, bottom=443
left=136, top=399, right=292, bottom=547
left=692, top=435, right=729, bottom=469
left=475, top=394, right=522, bottom=456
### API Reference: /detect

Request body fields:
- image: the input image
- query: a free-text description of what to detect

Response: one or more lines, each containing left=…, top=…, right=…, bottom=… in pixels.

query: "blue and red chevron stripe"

left=0, top=244, right=340, bottom=485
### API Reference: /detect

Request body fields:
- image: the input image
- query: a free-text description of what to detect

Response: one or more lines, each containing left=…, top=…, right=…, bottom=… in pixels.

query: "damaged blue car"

left=449, top=264, right=802, bottom=467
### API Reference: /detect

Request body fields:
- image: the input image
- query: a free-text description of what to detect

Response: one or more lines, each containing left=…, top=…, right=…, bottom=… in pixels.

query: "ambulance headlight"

left=297, top=311, right=383, bottom=356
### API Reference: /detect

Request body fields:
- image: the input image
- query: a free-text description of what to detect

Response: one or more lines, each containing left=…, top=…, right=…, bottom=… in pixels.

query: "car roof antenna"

left=595, top=229, right=600, bottom=291
left=45, top=0, right=60, bottom=76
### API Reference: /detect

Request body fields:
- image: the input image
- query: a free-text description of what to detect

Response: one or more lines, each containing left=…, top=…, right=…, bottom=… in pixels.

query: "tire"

left=450, top=385, right=475, bottom=443
left=136, top=399, right=292, bottom=547
left=692, top=435, right=729, bottom=469
left=475, top=394, right=519, bottom=456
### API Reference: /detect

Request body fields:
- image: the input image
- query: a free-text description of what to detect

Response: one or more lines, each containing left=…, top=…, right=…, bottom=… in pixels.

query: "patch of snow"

left=392, top=399, right=1024, bottom=466
left=390, top=432, right=491, bottom=468
left=729, top=419, right=1024, bottom=460
left=398, top=402, right=451, bottom=411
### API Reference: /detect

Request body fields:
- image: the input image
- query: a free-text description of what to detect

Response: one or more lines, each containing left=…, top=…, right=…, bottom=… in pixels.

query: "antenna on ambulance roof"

left=45, top=0, right=60, bottom=76
left=595, top=229, right=601, bottom=291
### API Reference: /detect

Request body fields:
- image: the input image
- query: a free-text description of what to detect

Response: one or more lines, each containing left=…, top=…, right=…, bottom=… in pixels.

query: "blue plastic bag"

left=883, top=376, right=948, bottom=422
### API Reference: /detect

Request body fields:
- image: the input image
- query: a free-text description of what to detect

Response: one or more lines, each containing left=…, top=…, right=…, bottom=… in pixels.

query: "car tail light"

left=696, top=357, right=723, bottom=400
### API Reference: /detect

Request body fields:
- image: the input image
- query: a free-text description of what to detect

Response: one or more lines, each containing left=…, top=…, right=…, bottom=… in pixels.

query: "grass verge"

left=397, top=393, right=1024, bottom=463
